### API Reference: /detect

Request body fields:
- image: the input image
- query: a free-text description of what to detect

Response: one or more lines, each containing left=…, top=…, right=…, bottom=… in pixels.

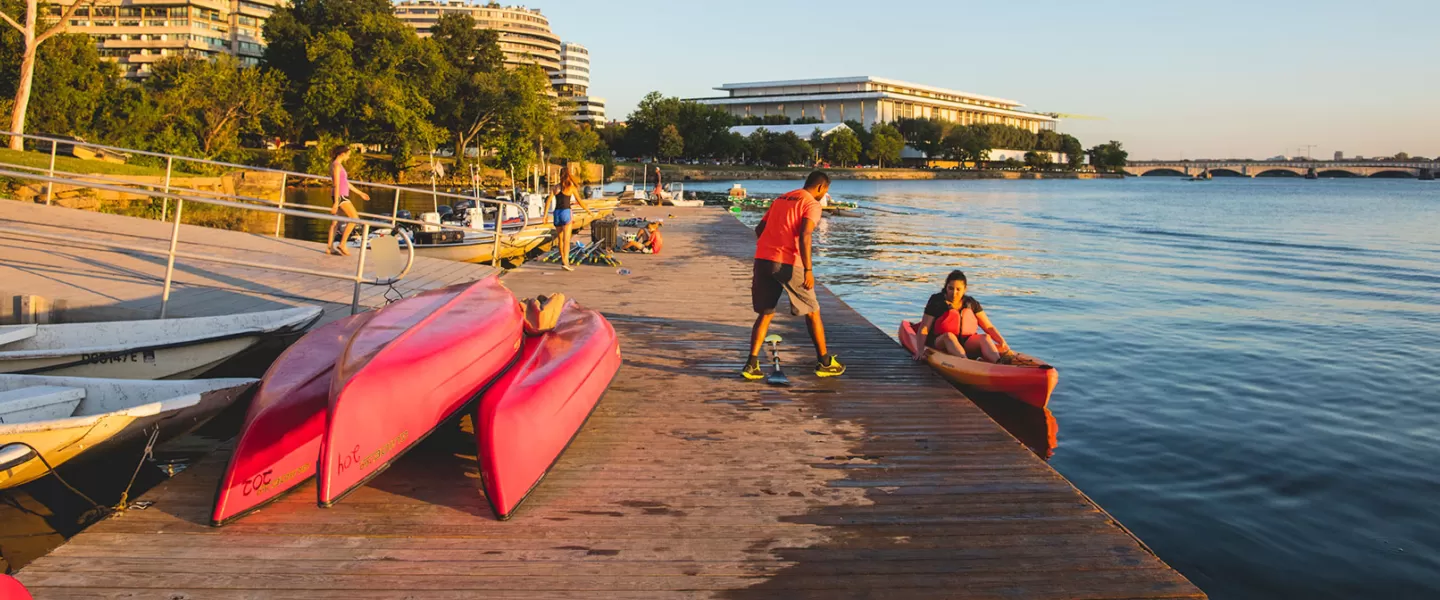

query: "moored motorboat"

left=210, top=313, right=373, bottom=526
left=476, top=302, right=620, bottom=519
left=899, top=321, right=1058, bottom=408
left=0, top=306, right=322, bottom=379
left=0, top=375, right=257, bottom=489
left=318, top=277, right=523, bottom=506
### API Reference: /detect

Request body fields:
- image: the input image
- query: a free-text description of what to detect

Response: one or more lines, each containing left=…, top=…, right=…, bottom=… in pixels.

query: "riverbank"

left=615, top=162, right=1122, bottom=182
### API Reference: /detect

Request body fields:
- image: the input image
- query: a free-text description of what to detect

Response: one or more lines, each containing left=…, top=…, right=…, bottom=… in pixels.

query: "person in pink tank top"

left=327, top=144, right=370, bottom=256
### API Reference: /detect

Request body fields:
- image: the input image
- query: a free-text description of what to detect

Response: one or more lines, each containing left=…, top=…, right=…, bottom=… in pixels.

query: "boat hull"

left=0, top=307, right=321, bottom=380
left=318, top=278, right=523, bottom=506
left=0, top=376, right=256, bottom=489
left=899, top=321, right=1058, bottom=408
left=476, top=303, right=620, bottom=519
left=210, top=313, right=372, bottom=526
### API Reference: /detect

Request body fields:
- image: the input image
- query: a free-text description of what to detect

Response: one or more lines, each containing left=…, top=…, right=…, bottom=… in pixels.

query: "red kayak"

left=1, top=574, right=32, bottom=600
left=477, top=302, right=620, bottom=519
left=899, top=321, right=1058, bottom=408
left=319, top=277, right=522, bottom=506
left=210, top=313, right=372, bottom=526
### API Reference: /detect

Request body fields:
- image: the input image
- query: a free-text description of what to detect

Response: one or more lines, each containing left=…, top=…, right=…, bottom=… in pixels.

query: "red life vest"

left=649, top=230, right=662, bottom=255
left=934, top=305, right=978, bottom=339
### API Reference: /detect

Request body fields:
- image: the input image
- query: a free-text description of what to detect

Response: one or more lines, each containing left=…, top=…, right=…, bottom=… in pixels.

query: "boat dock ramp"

left=5, top=201, right=1204, bottom=598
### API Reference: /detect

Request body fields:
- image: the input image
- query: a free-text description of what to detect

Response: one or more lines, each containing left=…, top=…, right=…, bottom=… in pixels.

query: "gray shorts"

left=752, top=259, right=820, bottom=316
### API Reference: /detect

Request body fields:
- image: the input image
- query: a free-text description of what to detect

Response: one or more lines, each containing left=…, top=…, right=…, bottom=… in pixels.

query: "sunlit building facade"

left=394, top=1, right=561, bottom=73
left=554, top=42, right=605, bottom=127
left=50, top=0, right=282, bottom=77
left=694, top=76, right=1057, bottom=133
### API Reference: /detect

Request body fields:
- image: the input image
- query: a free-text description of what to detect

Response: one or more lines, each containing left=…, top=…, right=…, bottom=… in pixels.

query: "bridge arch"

left=1210, top=168, right=1246, bottom=177
left=1139, top=168, right=1186, bottom=177
left=1369, top=170, right=1416, bottom=178
left=1255, top=169, right=1302, bottom=178
left=1317, top=170, right=1361, bottom=178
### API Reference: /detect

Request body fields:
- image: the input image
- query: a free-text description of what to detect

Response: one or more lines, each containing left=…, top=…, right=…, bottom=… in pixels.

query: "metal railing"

left=0, top=130, right=531, bottom=267
left=0, top=167, right=415, bottom=317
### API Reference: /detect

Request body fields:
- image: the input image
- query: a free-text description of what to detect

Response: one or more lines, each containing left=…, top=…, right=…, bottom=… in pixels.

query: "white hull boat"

left=0, top=375, right=257, bottom=489
left=0, top=306, right=321, bottom=379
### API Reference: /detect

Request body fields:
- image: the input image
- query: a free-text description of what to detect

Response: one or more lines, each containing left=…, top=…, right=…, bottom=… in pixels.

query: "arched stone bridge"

left=1125, top=161, right=1437, bottom=179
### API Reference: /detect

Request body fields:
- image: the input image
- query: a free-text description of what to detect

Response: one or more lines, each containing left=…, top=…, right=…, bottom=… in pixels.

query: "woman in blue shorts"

left=551, top=165, right=594, bottom=271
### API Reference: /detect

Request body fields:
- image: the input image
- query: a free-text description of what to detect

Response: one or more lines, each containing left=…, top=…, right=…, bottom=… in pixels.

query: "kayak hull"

left=211, top=313, right=372, bottom=526
left=899, top=321, right=1058, bottom=408
left=477, top=303, right=621, bottom=520
left=319, top=278, right=523, bottom=506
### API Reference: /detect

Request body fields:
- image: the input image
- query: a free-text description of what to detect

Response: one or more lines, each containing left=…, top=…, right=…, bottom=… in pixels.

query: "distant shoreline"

left=614, top=163, right=1123, bottom=182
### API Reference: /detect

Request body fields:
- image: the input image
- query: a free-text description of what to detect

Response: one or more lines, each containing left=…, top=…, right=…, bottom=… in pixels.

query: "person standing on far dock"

left=742, top=171, right=845, bottom=380
left=326, top=144, right=370, bottom=257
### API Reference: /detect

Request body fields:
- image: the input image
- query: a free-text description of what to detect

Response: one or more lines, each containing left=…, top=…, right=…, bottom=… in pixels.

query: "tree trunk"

left=7, top=17, right=36, bottom=151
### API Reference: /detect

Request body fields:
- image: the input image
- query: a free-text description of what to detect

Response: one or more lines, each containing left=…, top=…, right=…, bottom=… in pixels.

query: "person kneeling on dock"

left=913, top=270, right=1014, bottom=364
left=622, top=222, right=663, bottom=254
left=742, top=171, right=844, bottom=380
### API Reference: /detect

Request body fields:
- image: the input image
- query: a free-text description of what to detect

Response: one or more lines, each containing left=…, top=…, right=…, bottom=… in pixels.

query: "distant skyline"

left=521, top=0, right=1439, bottom=160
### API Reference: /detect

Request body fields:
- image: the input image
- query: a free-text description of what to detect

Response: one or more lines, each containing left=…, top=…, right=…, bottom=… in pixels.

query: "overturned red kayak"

left=900, top=321, right=1058, bottom=408
left=210, top=313, right=372, bottom=526
left=477, top=302, right=620, bottom=519
left=1, top=574, right=33, bottom=600
left=319, top=277, right=523, bottom=506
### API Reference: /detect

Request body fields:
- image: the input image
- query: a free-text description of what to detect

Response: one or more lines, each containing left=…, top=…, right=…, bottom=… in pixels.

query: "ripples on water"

left=685, top=177, right=1440, bottom=600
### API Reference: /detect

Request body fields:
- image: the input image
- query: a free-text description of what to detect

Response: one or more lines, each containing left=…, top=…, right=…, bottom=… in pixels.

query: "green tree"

left=867, top=123, right=904, bottom=168
left=897, top=117, right=948, bottom=158
left=825, top=128, right=861, bottom=167
left=262, top=0, right=445, bottom=165
left=1023, top=150, right=1052, bottom=170
left=143, top=55, right=289, bottom=160
left=1394, top=152, right=1410, bottom=160
left=553, top=122, right=601, bottom=164
left=943, top=125, right=992, bottom=165
left=712, top=131, right=747, bottom=162
left=429, top=12, right=505, bottom=161
left=1088, top=141, right=1129, bottom=172
left=657, top=123, right=683, bottom=160
left=0, top=0, right=97, bottom=149
left=793, top=116, right=821, bottom=125
left=0, top=32, right=117, bottom=140
left=627, top=91, right=682, bottom=157
left=1061, top=134, right=1085, bottom=170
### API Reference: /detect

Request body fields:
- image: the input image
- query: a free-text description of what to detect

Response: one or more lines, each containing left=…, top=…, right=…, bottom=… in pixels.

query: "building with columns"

left=48, top=0, right=283, bottom=77
left=694, top=76, right=1056, bottom=133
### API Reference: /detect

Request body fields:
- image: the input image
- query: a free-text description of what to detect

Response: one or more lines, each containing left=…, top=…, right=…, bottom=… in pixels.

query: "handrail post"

left=160, top=156, right=173, bottom=221
left=159, top=198, right=184, bottom=319
left=44, top=140, right=57, bottom=205
left=492, top=203, right=503, bottom=269
left=351, top=223, right=371, bottom=315
left=274, top=172, right=287, bottom=237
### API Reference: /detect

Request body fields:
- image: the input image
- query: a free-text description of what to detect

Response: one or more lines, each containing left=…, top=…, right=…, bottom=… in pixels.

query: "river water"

left=684, top=177, right=1440, bottom=599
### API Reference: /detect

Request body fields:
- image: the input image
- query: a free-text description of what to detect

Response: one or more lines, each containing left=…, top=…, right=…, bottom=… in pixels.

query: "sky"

left=527, top=0, right=1440, bottom=160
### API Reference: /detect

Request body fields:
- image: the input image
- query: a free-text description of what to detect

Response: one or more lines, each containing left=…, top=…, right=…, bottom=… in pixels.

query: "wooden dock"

left=0, top=199, right=496, bottom=325
left=12, top=203, right=1204, bottom=599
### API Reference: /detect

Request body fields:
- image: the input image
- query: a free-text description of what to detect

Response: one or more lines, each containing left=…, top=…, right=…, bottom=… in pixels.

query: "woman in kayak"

left=326, top=144, right=370, bottom=256
left=912, top=270, right=1013, bottom=363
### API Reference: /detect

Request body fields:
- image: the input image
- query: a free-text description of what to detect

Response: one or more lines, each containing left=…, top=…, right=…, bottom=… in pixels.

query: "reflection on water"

left=968, top=392, right=1058, bottom=460
left=686, top=177, right=1440, bottom=600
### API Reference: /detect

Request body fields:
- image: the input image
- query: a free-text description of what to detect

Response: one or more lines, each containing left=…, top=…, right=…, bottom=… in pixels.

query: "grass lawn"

left=0, top=147, right=171, bottom=177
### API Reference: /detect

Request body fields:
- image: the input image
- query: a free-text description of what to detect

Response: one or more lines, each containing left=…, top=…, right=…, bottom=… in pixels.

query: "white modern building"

left=50, top=0, right=284, bottom=77
left=395, top=1, right=562, bottom=73
left=554, top=42, right=605, bottom=127
left=695, top=76, right=1057, bottom=133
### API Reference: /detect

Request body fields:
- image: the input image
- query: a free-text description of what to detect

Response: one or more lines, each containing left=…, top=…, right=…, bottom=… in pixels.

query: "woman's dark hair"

left=329, top=144, right=351, bottom=160
left=944, top=270, right=968, bottom=289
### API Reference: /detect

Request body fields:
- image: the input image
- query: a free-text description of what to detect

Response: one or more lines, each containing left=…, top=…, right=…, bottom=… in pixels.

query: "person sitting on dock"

left=551, top=164, right=595, bottom=271
left=743, top=170, right=845, bottom=380
left=913, top=270, right=1013, bottom=364
left=326, top=144, right=371, bottom=256
left=622, top=221, right=663, bottom=254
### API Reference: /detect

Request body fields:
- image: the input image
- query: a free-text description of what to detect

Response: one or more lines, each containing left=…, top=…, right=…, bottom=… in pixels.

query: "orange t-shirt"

left=754, top=189, right=822, bottom=266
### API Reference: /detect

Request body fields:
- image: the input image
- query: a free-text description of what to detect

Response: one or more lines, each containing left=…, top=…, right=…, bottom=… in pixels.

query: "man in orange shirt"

left=742, top=171, right=845, bottom=380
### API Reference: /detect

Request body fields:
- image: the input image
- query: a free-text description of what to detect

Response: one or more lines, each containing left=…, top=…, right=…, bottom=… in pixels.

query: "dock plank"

left=13, top=205, right=1203, bottom=598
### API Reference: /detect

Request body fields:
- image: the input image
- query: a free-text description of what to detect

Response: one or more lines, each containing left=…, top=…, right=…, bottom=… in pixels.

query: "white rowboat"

left=0, top=375, right=257, bottom=489
left=0, top=306, right=322, bottom=379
